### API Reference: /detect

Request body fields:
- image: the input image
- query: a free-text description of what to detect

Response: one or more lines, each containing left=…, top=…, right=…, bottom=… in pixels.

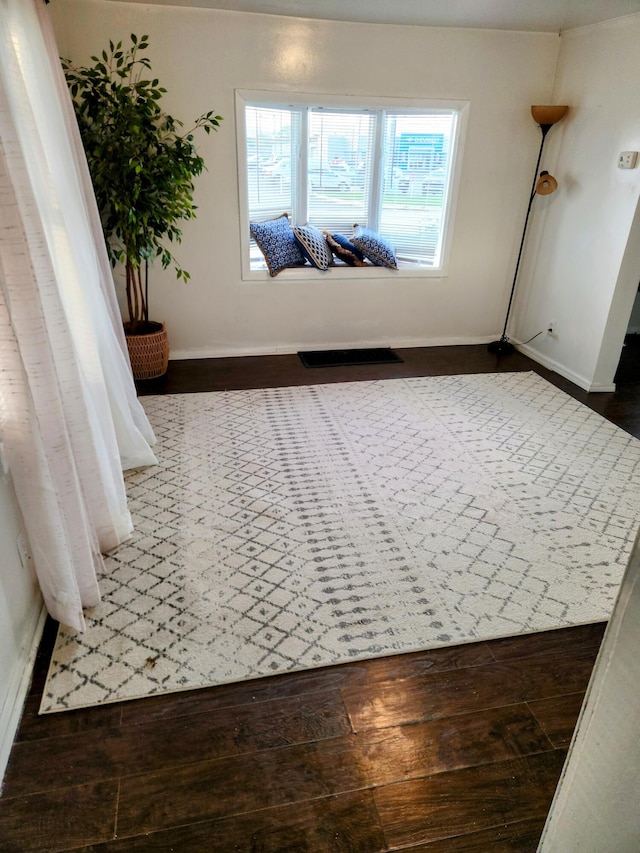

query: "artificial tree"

left=62, top=34, right=222, bottom=342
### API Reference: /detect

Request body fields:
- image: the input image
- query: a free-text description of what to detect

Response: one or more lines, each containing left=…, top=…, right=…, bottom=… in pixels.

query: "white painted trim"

left=235, top=88, right=470, bottom=281
left=515, top=342, right=615, bottom=393
left=586, top=381, right=617, bottom=393
left=240, top=264, right=450, bottom=282
left=0, top=602, right=46, bottom=794
left=562, top=10, right=640, bottom=36
left=170, top=335, right=496, bottom=360
left=173, top=338, right=617, bottom=393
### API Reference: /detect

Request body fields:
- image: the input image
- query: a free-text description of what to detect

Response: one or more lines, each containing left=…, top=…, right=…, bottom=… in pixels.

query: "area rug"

left=40, top=371, right=640, bottom=712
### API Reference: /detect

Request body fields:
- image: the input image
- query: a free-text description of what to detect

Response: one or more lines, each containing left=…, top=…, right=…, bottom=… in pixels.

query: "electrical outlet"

left=618, top=151, right=638, bottom=169
left=547, top=321, right=555, bottom=335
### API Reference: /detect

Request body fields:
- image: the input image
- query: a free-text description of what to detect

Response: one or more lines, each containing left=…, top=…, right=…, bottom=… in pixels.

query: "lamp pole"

left=488, top=106, right=568, bottom=356
left=488, top=125, right=551, bottom=355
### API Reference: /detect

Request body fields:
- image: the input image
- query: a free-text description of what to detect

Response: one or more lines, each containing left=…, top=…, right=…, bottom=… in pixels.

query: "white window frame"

left=236, top=89, right=469, bottom=282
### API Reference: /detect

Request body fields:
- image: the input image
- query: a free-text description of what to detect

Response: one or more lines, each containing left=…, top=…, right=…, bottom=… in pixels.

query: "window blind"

left=245, top=101, right=458, bottom=270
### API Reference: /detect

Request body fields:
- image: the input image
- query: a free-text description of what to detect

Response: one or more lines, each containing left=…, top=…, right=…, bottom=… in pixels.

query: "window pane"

left=246, top=106, right=299, bottom=265
left=242, top=95, right=461, bottom=273
left=246, top=106, right=298, bottom=219
left=307, top=110, right=375, bottom=235
left=379, top=112, right=456, bottom=267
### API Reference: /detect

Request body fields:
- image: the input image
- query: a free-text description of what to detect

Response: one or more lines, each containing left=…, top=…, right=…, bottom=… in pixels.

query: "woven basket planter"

left=124, top=321, right=169, bottom=380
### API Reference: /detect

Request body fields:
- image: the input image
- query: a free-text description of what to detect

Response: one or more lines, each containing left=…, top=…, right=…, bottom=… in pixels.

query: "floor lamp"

left=488, top=105, right=569, bottom=355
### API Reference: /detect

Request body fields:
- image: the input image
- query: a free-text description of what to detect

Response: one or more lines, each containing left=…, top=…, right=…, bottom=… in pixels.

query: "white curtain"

left=0, top=0, right=158, bottom=631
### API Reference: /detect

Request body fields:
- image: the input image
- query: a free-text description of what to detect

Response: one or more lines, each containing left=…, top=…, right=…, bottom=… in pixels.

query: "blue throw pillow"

left=324, top=232, right=368, bottom=267
left=249, top=213, right=307, bottom=276
left=293, top=225, right=333, bottom=271
left=351, top=225, right=398, bottom=269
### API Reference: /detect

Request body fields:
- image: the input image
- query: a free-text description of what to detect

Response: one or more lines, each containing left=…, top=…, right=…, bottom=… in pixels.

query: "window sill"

left=242, top=262, right=446, bottom=283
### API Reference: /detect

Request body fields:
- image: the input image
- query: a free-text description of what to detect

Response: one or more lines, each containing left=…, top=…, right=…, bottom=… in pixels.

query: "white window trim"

left=235, top=89, right=469, bottom=282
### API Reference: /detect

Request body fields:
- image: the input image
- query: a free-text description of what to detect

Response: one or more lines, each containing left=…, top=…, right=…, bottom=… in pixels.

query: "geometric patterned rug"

left=40, top=372, right=640, bottom=712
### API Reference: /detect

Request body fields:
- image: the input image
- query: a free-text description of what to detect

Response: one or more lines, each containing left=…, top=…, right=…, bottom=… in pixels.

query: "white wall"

left=0, top=464, right=43, bottom=789
left=539, top=529, right=640, bottom=851
left=50, top=0, right=559, bottom=358
left=513, top=16, right=640, bottom=391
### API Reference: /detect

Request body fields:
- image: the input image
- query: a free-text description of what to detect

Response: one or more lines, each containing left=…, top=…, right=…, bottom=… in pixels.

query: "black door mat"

left=298, top=348, right=404, bottom=368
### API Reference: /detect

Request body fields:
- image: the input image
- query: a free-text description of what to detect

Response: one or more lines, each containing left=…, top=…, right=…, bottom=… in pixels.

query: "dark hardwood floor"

left=2, top=342, right=639, bottom=852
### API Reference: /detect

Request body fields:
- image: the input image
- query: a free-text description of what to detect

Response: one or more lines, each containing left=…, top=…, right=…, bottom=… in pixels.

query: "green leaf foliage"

left=61, top=35, right=223, bottom=325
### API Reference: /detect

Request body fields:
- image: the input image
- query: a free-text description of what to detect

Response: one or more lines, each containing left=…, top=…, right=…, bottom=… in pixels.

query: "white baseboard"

left=0, top=602, right=46, bottom=794
left=170, top=335, right=497, bottom=361
left=515, top=342, right=615, bottom=393
left=170, top=337, right=617, bottom=393
left=584, top=381, right=617, bottom=393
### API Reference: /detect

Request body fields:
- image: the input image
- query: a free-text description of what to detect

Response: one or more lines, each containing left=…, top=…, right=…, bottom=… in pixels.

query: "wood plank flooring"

left=3, top=341, right=639, bottom=852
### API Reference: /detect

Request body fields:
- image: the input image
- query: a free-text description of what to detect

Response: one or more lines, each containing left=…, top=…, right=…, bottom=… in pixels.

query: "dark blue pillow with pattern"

left=250, top=213, right=307, bottom=276
left=351, top=225, right=398, bottom=269
left=324, top=232, right=368, bottom=266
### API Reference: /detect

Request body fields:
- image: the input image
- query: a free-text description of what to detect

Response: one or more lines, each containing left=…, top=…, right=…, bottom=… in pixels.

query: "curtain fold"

left=0, top=0, right=158, bottom=631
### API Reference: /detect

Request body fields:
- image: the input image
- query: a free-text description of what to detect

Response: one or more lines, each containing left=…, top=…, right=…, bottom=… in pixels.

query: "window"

left=237, top=91, right=467, bottom=277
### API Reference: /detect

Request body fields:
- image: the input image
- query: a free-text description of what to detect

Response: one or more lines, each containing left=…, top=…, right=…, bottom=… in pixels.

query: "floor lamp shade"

left=531, top=105, right=569, bottom=127
left=488, top=105, right=569, bottom=356
left=536, top=171, right=558, bottom=195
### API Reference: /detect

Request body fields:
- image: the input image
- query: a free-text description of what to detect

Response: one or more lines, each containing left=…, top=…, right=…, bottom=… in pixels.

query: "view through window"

left=243, top=98, right=462, bottom=272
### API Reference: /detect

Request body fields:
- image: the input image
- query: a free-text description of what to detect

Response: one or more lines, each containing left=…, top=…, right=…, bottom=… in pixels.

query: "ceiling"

left=111, top=0, right=640, bottom=33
